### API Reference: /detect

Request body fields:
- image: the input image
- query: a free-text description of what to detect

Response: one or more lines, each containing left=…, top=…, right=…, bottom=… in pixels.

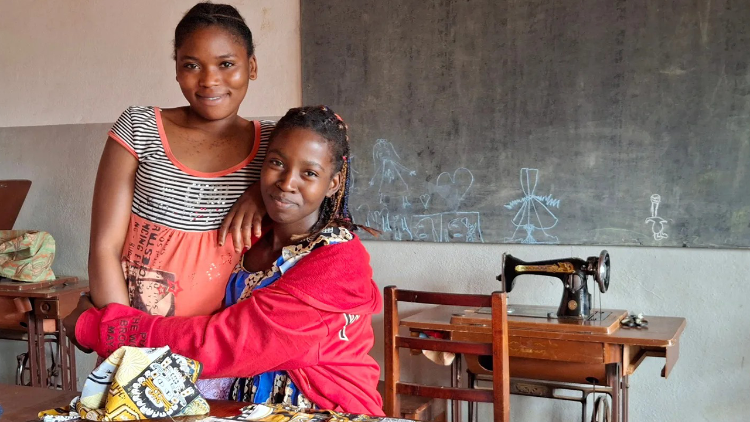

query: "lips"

left=196, top=93, right=229, bottom=103
left=269, top=194, right=296, bottom=209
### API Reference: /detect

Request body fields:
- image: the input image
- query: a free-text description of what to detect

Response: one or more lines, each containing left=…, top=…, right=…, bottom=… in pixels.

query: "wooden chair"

left=0, top=179, right=32, bottom=230
left=384, top=286, right=510, bottom=422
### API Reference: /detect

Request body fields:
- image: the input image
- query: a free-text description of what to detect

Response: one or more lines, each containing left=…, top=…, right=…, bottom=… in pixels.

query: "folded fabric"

left=39, top=346, right=209, bottom=421
left=0, top=230, right=55, bottom=282
left=418, top=331, right=456, bottom=366
left=223, top=403, right=410, bottom=422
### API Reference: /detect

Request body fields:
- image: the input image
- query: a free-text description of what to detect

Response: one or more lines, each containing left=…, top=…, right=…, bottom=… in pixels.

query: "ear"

left=326, top=171, right=342, bottom=198
left=248, top=55, right=258, bottom=81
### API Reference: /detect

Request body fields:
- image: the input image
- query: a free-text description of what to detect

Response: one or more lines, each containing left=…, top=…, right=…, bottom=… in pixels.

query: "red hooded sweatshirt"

left=76, top=237, right=384, bottom=416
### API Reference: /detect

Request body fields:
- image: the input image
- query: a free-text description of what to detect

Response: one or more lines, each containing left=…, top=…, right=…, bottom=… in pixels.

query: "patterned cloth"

left=219, top=227, right=354, bottom=406
left=0, top=230, right=55, bottom=282
left=224, top=403, right=410, bottom=422
left=39, top=346, right=209, bottom=421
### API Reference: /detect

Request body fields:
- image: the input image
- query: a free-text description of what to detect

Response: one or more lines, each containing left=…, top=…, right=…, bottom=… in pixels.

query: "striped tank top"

left=108, top=106, right=274, bottom=317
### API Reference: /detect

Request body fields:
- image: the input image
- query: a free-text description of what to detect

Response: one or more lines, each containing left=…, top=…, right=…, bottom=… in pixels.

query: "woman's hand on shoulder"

left=219, top=183, right=265, bottom=252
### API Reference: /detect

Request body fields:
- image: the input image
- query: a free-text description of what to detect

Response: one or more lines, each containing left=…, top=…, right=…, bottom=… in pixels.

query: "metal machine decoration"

left=498, top=250, right=610, bottom=319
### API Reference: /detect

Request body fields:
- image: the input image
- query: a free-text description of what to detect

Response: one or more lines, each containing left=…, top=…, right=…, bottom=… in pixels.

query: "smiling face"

left=175, top=26, right=257, bottom=121
left=260, top=128, right=342, bottom=236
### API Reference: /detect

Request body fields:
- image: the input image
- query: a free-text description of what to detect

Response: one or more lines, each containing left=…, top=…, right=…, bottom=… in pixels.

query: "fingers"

left=218, top=207, right=238, bottom=246
left=230, top=213, right=246, bottom=253
left=241, top=219, right=254, bottom=251
left=253, top=213, right=263, bottom=239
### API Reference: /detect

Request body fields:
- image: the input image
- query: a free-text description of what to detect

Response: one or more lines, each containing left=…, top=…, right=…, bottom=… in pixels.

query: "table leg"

left=622, top=375, right=629, bottom=422
left=69, top=336, right=77, bottom=390
left=606, top=363, right=622, bottom=422
left=58, top=320, right=70, bottom=390
left=35, top=314, right=47, bottom=388
left=26, top=312, right=40, bottom=387
left=451, top=356, right=462, bottom=422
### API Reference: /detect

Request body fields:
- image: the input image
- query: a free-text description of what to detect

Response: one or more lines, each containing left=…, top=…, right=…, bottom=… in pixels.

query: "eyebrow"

left=179, top=53, right=238, bottom=61
left=268, top=149, right=325, bottom=171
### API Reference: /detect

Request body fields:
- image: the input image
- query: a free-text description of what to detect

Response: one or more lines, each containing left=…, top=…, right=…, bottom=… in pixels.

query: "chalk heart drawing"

left=419, top=194, right=431, bottom=209
left=430, top=167, right=474, bottom=210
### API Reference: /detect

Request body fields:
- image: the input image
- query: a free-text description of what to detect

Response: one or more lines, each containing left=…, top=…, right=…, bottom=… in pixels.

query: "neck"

left=184, top=107, right=241, bottom=134
left=269, top=210, right=324, bottom=250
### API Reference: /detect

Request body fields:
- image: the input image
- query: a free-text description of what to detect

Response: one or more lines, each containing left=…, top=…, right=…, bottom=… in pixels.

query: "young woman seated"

left=64, top=106, right=384, bottom=416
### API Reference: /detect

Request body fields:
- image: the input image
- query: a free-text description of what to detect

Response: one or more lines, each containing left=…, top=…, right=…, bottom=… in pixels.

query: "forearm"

left=88, top=249, right=129, bottom=308
left=77, top=288, right=326, bottom=378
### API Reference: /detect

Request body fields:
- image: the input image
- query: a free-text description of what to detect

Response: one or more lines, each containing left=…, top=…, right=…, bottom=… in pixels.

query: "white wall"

left=1, top=1, right=748, bottom=421
left=0, top=0, right=300, bottom=127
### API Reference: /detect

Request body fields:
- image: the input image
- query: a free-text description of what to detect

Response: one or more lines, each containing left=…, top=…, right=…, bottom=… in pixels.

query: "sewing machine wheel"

left=595, top=250, right=610, bottom=293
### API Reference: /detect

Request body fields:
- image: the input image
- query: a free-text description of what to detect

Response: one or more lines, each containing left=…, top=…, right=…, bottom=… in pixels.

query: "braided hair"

left=270, top=106, right=378, bottom=237
left=174, top=2, right=255, bottom=57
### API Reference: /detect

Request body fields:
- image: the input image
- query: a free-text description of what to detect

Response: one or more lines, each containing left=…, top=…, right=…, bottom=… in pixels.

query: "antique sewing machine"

left=498, top=250, right=610, bottom=319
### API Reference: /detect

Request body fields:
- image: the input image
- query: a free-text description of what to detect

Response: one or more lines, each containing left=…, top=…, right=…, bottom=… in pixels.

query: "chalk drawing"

left=504, top=168, right=561, bottom=244
left=428, top=168, right=474, bottom=210
left=355, top=203, right=413, bottom=241
left=419, top=194, right=431, bottom=210
left=412, top=214, right=442, bottom=242
left=444, top=212, right=483, bottom=243
left=357, top=139, right=484, bottom=243
left=369, top=139, right=416, bottom=208
left=645, top=194, right=669, bottom=240
left=411, top=212, right=483, bottom=243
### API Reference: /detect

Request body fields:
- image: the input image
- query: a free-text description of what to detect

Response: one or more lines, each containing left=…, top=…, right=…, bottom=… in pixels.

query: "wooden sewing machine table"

left=400, top=304, right=685, bottom=422
left=0, top=384, right=247, bottom=422
left=0, top=278, right=89, bottom=391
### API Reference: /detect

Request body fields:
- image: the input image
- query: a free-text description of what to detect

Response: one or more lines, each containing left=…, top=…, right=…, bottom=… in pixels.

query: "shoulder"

left=117, top=106, right=157, bottom=120
left=289, top=233, right=369, bottom=273
left=257, top=120, right=276, bottom=141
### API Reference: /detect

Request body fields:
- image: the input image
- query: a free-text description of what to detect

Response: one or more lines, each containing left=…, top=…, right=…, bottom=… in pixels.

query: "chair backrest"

left=384, top=286, right=510, bottom=422
left=0, top=180, right=32, bottom=230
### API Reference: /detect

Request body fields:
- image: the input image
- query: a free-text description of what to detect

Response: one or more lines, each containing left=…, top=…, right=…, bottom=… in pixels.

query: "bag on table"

left=0, top=230, right=55, bottom=282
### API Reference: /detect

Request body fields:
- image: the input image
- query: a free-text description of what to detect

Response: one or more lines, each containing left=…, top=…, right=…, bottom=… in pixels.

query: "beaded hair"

left=269, top=105, right=378, bottom=237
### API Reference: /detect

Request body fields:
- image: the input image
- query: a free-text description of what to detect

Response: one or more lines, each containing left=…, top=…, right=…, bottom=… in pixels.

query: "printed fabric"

left=224, top=403, right=411, bottom=422
left=38, top=346, right=209, bottom=421
left=0, top=230, right=55, bottom=282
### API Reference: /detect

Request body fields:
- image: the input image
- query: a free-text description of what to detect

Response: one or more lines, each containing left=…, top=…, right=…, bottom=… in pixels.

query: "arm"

left=88, top=137, right=138, bottom=308
left=218, top=182, right=266, bottom=253
left=74, top=285, right=328, bottom=378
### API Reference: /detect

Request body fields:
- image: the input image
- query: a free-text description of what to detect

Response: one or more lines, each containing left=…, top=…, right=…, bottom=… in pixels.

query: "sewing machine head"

left=497, top=251, right=610, bottom=319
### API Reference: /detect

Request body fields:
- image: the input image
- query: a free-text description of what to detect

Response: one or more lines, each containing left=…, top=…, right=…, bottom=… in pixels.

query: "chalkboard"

left=301, top=0, right=750, bottom=248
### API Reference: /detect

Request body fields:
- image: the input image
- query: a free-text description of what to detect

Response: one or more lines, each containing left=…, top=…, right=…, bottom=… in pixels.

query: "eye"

left=220, top=61, right=235, bottom=68
left=269, top=158, right=283, bottom=167
left=304, top=170, right=319, bottom=178
left=183, top=63, right=199, bottom=70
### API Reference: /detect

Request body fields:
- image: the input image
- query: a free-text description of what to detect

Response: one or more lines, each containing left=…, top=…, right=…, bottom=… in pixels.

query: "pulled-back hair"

left=271, top=106, right=378, bottom=237
left=174, top=2, right=255, bottom=57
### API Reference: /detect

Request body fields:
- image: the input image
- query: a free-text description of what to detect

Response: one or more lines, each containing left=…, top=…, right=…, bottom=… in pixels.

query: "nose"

left=276, top=169, right=298, bottom=192
left=199, top=66, right=220, bottom=88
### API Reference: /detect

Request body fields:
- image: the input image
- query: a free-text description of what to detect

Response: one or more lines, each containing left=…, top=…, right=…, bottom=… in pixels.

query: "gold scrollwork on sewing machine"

left=515, top=262, right=575, bottom=274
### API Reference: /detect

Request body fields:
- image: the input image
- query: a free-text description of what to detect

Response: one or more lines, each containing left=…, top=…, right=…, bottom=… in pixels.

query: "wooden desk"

left=0, top=384, right=245, bottom=422
left=401, top=305, right=686, bottom=422
left=0, top=279, right=89, bottom=390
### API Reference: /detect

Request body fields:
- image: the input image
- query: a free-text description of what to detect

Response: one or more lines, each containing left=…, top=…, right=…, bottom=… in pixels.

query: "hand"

left=219, top=183, right=266, bottom=252
left=63, top=294, right=95, bottom=353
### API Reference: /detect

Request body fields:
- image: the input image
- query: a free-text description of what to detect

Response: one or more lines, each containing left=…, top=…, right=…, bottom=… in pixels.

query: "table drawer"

left=508, top=337, right=605, bottom=364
